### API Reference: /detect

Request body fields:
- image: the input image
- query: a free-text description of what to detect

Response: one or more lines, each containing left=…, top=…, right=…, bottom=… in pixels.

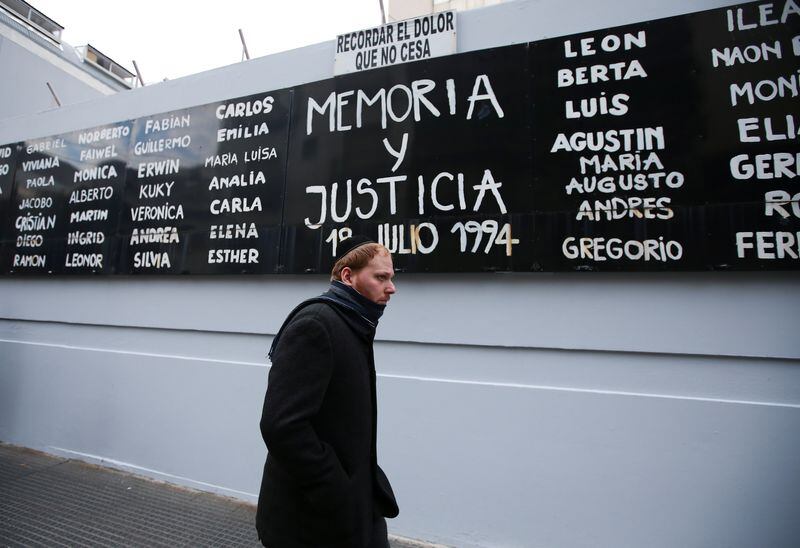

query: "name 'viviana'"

left=22, top=157, right=59, bottom=172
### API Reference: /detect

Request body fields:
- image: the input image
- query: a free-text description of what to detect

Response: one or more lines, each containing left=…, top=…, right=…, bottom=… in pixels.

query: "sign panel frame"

left=334, top=11, right=457, bottom=76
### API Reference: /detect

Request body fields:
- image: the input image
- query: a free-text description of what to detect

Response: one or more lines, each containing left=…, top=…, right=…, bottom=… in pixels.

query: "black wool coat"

left=256, top=301, right=399, bottom=548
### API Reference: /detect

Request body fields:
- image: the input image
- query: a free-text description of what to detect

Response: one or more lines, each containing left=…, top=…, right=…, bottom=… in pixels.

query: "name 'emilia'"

left=217, top=122, right=269, bottom=143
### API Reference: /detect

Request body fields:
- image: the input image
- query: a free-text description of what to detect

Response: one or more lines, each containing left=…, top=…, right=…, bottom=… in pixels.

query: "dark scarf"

left=267, top=281, right=385, bottom=359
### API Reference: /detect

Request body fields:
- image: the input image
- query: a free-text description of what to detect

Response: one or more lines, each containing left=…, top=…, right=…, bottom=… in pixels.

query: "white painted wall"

left=0, top=21, right=121, bottom=121
left=1, top=1, right=799, bottom=546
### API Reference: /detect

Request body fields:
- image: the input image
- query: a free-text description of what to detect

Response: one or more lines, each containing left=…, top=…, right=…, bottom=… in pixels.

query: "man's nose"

left=387, top=281, right=396, bottom=293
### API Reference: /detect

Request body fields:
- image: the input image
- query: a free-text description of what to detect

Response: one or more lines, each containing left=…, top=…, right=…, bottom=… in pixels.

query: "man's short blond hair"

left=331, top=243, right=390, bottom=281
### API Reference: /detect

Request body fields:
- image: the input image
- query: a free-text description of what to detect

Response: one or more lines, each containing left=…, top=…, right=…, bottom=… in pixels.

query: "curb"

left=389, top=534, right=452, bottom=548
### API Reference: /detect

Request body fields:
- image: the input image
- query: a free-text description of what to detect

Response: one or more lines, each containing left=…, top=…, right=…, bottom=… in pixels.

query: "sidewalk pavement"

left=0, top=443, right=418, bottom=547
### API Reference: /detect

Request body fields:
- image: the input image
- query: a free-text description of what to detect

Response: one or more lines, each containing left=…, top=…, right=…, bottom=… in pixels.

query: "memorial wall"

left=0, top=3, right=797, bottom=274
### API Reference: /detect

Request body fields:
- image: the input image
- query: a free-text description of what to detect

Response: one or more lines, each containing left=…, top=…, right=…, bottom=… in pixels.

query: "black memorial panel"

left=2, top=123, right=132, bottom=275
left=0, top=142, right=21, bottom=272
left=0, top=2, right=796, bottom=275
left=690, top=3, right=800, bottom=269
left=281, top=44, right=534, bottom=273
left=117, top=90, right=291, bottom=274
left=3, top=134, right=70, bottom=274
left=530, top=15, right=709, bottom=271
left=60, top=123, right=132, bottom=274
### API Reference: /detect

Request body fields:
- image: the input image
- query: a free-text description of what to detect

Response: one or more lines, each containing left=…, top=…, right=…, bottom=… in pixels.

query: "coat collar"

left=268, top=283, right=380, bottom=359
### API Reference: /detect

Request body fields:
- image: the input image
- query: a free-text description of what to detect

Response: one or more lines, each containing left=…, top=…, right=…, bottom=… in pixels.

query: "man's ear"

left=340, top=266, right=353, bottom=286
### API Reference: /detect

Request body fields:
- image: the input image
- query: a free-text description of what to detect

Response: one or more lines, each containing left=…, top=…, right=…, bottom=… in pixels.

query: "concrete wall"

left=0, top=20, right=120, bottom=121
left=2, top=1, right=799, bottom=547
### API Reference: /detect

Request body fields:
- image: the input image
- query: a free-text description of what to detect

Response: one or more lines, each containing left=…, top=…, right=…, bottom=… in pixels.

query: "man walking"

left=256, top=237, right=399, bottom=548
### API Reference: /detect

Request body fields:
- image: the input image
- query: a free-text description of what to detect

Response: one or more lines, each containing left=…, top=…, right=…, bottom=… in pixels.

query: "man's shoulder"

left=289, top=300, right=339, bottom=325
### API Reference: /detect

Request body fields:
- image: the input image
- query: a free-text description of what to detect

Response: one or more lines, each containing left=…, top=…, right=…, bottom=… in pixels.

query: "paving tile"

left=0, top=443, right=259, bottom=547
left=0, top=442, right=412, bottom=547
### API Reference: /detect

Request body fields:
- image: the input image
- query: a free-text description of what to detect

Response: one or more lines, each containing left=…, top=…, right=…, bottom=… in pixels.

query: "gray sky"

left=31, top=0, right=383, bottom=84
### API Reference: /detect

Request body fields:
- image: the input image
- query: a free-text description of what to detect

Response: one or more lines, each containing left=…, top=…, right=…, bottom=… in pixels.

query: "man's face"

left=343, top=252, right=396, bottom=305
